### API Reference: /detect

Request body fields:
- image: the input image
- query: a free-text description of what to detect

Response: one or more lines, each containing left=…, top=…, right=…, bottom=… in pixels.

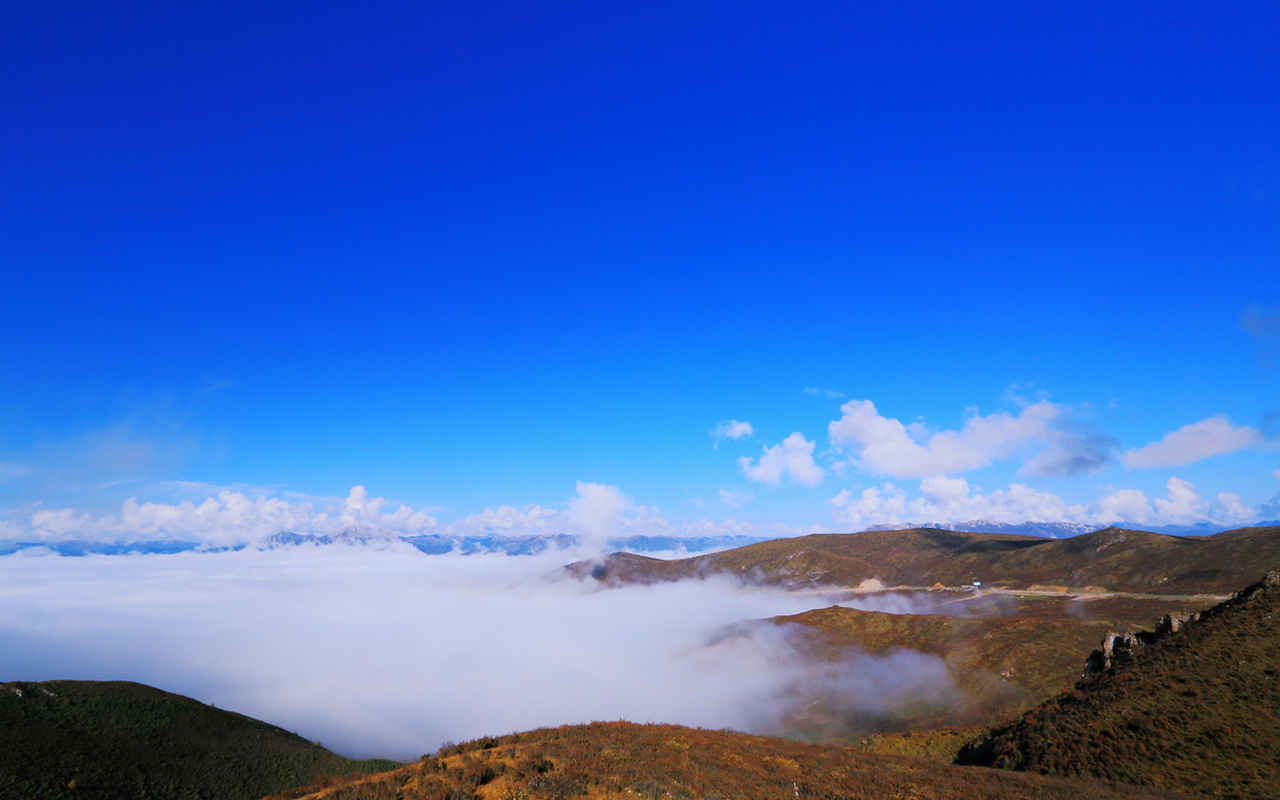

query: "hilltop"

left=0, top=681, right=397, bottom=800
left=956, top=570, right=1280, bottom=798
left=270, top=720, right=1182, bottom=800
left=569, top=525, right=1280, bottom=594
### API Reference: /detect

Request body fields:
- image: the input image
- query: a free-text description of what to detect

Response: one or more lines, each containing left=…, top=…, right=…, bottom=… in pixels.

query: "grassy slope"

left=784, top=594, right=1216, bottom=762
left=956, top=571, right=1280, bottom=799
left=776, top=592, right=1218, bottom=715
left=774, top=605, right=1122, bottom=730
left=271, top=721, right=1183, bottom=800
left=575, top=526, right=1280, bottom=594
left=0, top=680, right=397, bottom=800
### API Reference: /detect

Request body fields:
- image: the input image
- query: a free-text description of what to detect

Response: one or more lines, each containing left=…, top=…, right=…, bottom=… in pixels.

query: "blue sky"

left=2, top=0, right=1278, bottom=542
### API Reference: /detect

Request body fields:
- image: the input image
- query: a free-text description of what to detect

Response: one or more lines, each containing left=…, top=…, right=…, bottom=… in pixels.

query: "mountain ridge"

left=571, top=525, right=1280, bottom=594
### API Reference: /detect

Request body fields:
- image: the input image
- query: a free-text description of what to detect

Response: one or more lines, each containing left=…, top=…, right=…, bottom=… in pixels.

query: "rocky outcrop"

left=1082, top=612, right=1204, bottom=675
left=1081, top=569, right=1280, bottom=676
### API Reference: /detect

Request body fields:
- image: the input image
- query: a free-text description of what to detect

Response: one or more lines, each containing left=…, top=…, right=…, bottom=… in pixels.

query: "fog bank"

left=0, top=547, right=953, bottom=760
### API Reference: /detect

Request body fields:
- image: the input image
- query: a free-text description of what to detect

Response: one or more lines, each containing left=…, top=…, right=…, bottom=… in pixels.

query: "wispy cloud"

left=710, top=419, right=755, bottom=449
left=803, top=387, right=846, bottom=399
left=1123, top=415, right=1262, bottom=469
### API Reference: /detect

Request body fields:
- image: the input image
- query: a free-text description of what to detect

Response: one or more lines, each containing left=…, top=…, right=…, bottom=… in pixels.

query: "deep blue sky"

left=3, top=1, right=1278, bottom=539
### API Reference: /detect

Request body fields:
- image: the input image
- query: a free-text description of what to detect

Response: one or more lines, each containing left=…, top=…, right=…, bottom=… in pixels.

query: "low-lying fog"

left=0, top=546, right=955, bottom=760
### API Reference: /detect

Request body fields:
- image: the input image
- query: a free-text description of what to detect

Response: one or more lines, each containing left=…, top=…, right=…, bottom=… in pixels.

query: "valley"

left=4, top=525, right=1276, bottom=799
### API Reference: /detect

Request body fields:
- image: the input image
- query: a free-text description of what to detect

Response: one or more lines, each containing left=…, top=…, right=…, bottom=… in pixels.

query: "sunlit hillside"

left=572, top=526, right=1280, bottom=595
left=958, top=570, right=1280, bottom=798
left=267, top=721, right=1183, bottom=800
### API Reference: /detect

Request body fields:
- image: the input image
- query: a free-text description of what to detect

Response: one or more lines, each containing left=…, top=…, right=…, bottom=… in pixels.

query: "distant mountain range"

left=884, top=519, right=1280, bottom=538
left=0, top=530, right=768, bottom=557
left=4, top=520, right=1277, bottom=557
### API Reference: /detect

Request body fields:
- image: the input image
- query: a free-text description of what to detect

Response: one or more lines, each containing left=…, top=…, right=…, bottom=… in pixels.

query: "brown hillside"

left=956, top=570, right=1280, bottom=798
left=773, top=605, right=1147, bottom=732
left=774, top=594, right=1215, bottom=760
left=570, top=526, right=1280, bottom=594
left=267, top=721, right=1183, bottom=800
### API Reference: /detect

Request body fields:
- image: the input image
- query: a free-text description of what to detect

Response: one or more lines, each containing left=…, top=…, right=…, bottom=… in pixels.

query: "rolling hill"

left=0, top=680, right=397, bottom=800
left=956, top=570, right=1280, bottom=798
left=268, top=720, right=1183, bottom=800
left=568, top=525, right=1280, bottom=594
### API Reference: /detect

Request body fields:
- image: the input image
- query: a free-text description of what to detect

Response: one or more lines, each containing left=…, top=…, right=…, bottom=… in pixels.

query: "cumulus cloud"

left=5, top=481, right=777, bottom=553
left=827, top=400, right=1068, bottom=479
left=828, top=477, right=1086, bottom=529
left=567, top=481, right=628, bottom=551
left=1095, top=476, right=1247, bottom=527
left=829, top=475, right=1265, bottom=530
left=447, top=504, right=560, bottom=537
left=710, top=419, right=755, bottom=448
left=20, top=486, right=438, bottom=546
left=0, top=549, right=956, bottom=759
left=1123, top=415, right=1262, bottom=468
left=738, top=433, right=824, bottom=487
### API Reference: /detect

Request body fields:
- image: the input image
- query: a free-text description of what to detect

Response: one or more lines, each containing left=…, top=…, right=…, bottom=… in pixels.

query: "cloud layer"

left=0, top=549, right=953, bottom=760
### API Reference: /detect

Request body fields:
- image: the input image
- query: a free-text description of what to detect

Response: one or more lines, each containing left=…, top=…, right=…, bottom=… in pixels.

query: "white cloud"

left=448, top=504, right=560, bottom=537
left=1210, top=492, right=1255, bottom=525
left=710, top=419, right=755, bottom=448
left=718, top=489, right=752, bottom=508
left=829, top=475, right=1264, bottom=530
left=0, top=549, right=956, bottom=759
left=738, top=433, right=824, bottom=487
left=1123, top=415, right=1262, bottom=469
left=342, top=485, right=436, bottom=530
left=827, top=484, right=908, bottom=529
left=828, top=477, right=1085, bottom=529
left=1096, top=476, right=1220, bottom=527
left=23, top=487, right=439, bottom=545
left=31, top=508, right=96, bottom=538
left=567, top=481, right=628, bottom=550
left=1096, top=489, right=1154, bottom=525
left=4, top=482, right=784, bottom=550
left=1151, top=476, right=1202, bottom=523
left=827, top=400, right=1064, bottom=479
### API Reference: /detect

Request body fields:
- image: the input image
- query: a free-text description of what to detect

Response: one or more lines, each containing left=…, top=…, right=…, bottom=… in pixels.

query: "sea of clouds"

left=0, top=545, right=958, bottom=760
